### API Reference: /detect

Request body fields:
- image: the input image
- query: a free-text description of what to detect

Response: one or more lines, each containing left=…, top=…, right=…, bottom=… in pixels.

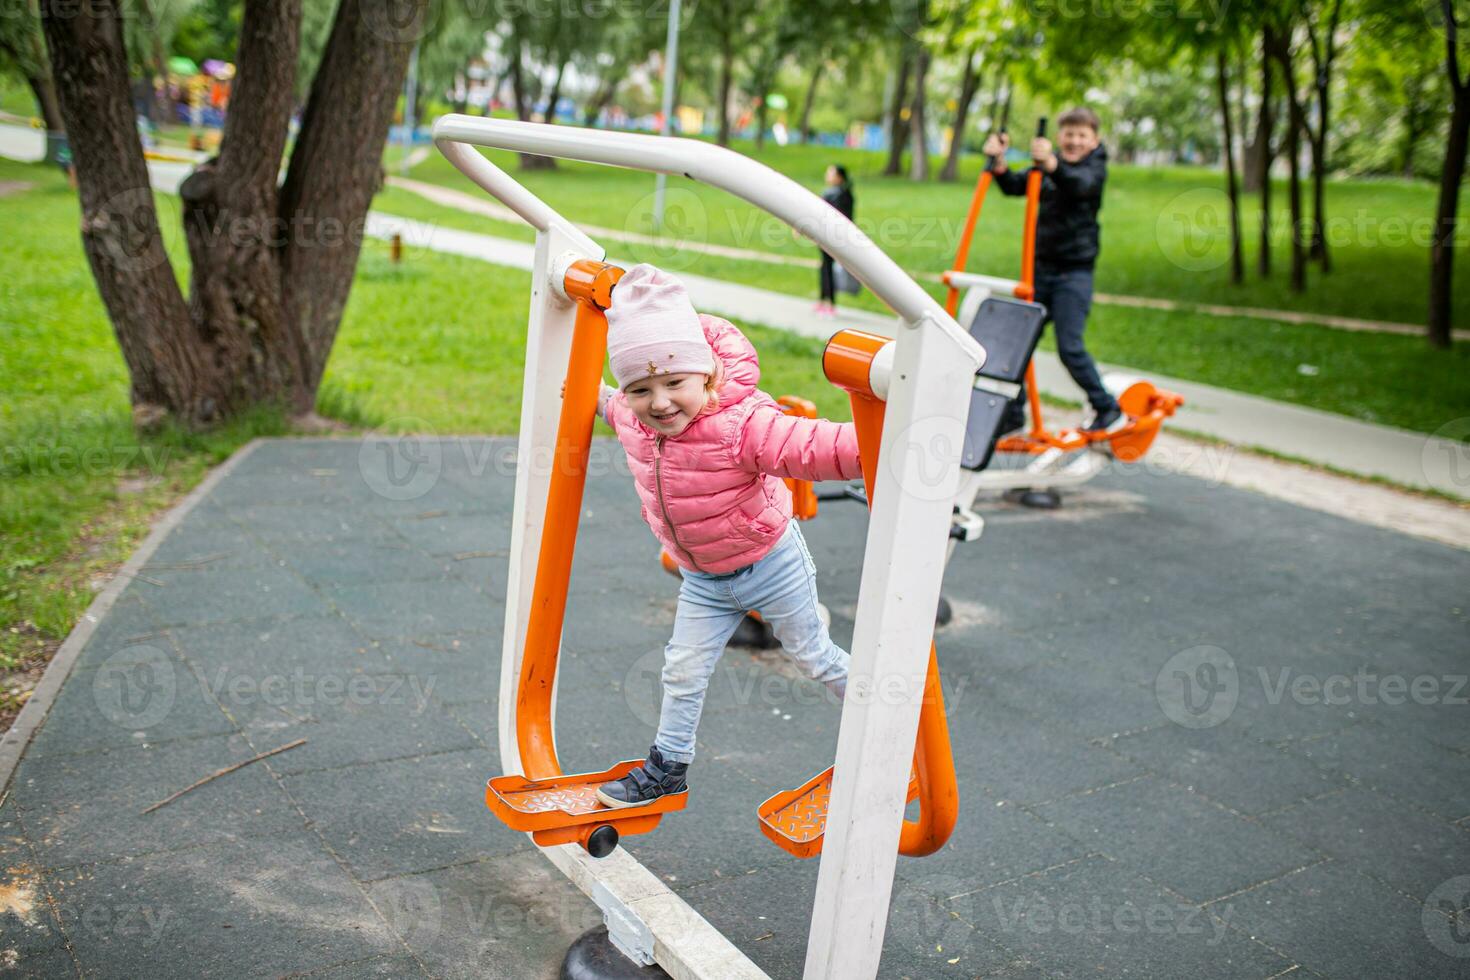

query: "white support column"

left=497, top=222, right=606, bottom=774
left=803, top=313, right=982, bottom=980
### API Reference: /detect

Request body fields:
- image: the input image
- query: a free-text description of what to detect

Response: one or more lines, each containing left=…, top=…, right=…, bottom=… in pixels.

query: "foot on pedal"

left=596, top=745, right=689, bottom=809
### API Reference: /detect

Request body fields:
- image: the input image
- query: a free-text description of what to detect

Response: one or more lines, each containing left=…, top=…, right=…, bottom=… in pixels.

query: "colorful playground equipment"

left=939, top=119, right=1184, bottom=512
left=433, top=114, right=982, bottom=979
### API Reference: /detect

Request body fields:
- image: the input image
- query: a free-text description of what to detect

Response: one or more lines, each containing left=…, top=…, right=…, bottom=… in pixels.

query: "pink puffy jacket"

left=601, top=315, right=862, bottom=574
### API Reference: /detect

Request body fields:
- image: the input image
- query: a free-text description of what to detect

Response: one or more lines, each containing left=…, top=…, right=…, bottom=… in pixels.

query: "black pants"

left=819, top=252, right=836, bottom=302
left=1002, top=265, right=1116, bottom=431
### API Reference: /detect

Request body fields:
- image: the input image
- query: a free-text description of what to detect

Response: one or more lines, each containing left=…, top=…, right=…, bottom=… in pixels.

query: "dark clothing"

left=994, top=145, right=1107, bottom=270
left=820, top=184, right=854, bottom=221
left=819, top=252, right=837, bottom=302
left=1000, top=265, right=1116, bottom=430
left=817, top=184, right=854, bottom=302
left=1037, top=267, right=1111, bottom=411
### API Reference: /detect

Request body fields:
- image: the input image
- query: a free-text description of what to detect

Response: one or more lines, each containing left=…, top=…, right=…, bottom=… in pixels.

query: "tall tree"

left=40, top=0, right=417, bottom=426
left=1266, top=22, right=1308, bottom=292
left=1297, top=0, right=1346, bottom=271
left=1429, top=0, right=1469, bottom=347
left=908, top=45, right=931, bottom=179
left=0, top=0, right=64, bottom=133
left=1217, top=48, right=1246, bottom=284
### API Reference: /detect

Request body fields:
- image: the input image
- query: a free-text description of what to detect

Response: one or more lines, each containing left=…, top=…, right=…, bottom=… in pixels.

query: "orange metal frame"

left=485, top=259, right=688, bottom=855
left=754, top=330, right=958, bottom=859
left=943, top=129, right=1182, bottom=461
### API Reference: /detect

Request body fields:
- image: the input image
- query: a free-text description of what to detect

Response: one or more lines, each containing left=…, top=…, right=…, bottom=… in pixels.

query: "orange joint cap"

left=562, top=260, right=624, bottom=310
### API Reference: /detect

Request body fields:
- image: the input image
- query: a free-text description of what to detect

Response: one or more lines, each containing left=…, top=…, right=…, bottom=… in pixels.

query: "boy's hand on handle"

left=983, top=132, right=1010, bottom=172
left=1032, top=136, right=1058, bottom=173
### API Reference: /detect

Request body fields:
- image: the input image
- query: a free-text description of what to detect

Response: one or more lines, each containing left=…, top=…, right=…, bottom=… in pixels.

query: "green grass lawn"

left=392, top=136, right=1470, bottom=328
left=0, top=157, right=839, bottom=687
left=376, top=173, right=1470, bottom=437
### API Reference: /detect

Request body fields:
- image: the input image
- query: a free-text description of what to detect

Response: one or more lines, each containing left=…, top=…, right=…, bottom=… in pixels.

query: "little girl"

left=590, top=264, right=862, bottom=809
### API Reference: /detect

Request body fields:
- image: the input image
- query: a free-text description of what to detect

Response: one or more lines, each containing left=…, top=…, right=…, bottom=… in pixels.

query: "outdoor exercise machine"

left=941, top=118, right=1183, bottom=510
left=433, top=114, right=981, bottom=979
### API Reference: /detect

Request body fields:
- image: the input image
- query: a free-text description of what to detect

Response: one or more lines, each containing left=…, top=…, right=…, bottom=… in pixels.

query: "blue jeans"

left=1003, top=266, right=1117, bottom=430
left=654, top=522, right=849, bottom=764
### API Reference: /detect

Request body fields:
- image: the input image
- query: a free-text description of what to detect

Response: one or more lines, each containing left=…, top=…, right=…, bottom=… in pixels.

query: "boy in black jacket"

left=985, top=107, right=1122, bottom=432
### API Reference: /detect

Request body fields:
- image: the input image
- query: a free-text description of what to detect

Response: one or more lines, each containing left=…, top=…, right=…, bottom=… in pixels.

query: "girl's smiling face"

left=624, top=372, right=710, bottom=436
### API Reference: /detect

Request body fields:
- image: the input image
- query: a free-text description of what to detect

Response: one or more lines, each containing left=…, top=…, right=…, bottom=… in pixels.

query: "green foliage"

left=168, top=0, right=241, bottom=64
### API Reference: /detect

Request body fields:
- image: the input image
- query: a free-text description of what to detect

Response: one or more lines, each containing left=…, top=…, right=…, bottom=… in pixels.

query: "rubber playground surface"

left=2, top=436, right=1467, bottom=978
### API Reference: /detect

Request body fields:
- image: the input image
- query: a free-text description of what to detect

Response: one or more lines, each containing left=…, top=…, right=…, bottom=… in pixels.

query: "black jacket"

left=994, top=144, right=1106, bottom=270
left=821, top=184, right=854, bottom=221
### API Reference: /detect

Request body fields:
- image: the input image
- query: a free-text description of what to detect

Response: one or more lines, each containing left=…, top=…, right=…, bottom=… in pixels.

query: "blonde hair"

left=703, top=363, right=723, bottom=412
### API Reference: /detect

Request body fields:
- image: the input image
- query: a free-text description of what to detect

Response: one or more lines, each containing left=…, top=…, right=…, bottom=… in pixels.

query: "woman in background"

left=815, top=164, right=854, bottom=318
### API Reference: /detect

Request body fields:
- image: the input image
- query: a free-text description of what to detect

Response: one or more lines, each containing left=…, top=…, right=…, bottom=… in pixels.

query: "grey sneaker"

left=596, top=745, right=689, bottom=809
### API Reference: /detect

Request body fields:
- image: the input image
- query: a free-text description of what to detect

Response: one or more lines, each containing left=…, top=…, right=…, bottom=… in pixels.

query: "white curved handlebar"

left=431, top=114, right=962, bottom=332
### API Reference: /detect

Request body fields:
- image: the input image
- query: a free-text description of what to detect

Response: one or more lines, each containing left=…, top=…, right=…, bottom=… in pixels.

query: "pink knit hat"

left=606, top=264, right=714, bottom=389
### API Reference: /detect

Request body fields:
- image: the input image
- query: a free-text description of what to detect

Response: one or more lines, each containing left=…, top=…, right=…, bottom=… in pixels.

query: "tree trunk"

left=542, top=58, right=568, bottom=124
left=908, top=46, right=930, bottom=181
left=507, top=39, right=553, bottom=169
left=755, top=96, right=769, bottom=149
left=1254, top=27, right=1274, bottom=276
left=797, top=61, right=823, bottom=143
left=178, top=0, right=307, bottom=412
left=25, top=69, right=66, bottom=133
left=883, top=48, right=912, bottom=176
left=44, top=0, right=417, bottom=426
left=1244, top=27, right=1272, bottom=196
left=1269, top=33, right=1307, bottom=292
left=717, top=39, right=734, bottom=146
left=583, top=72, right=620, bottom=127
left=39, top=0, right=204, bottom=420
left=1428, top=76, right=1469, bottom=347
left=276, top=0, right=416, bottom=394
left=1308, top=119, right=1329, bottom=270
left=939, top=47, right=980, bottom=183
left=1216, top=49, right=1244, bottom=285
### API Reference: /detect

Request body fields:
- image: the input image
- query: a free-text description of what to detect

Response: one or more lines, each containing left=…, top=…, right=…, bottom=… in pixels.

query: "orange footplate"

left=486, top=760, right=688, bottom=854
left=757, top=766, right=921, bottom=858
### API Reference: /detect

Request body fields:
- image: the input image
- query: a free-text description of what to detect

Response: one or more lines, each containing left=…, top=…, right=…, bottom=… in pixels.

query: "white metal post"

left=652, top=0, right=682, bottom=230
left=804, top=312, right=981, bottom=980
